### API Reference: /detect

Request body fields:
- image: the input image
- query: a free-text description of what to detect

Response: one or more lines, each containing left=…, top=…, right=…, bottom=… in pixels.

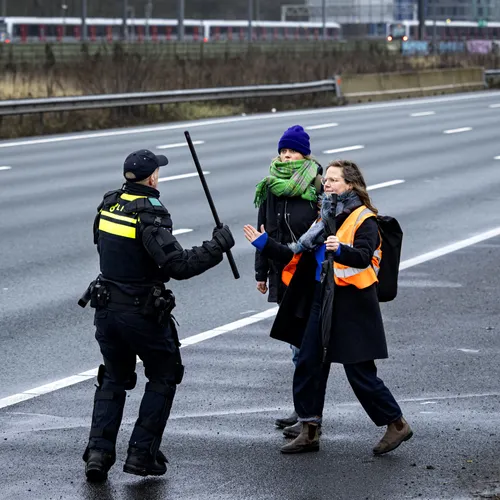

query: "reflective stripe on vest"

left=334, top=206, right=381, bottom=289
left=98, top=193, right=145, bottom=240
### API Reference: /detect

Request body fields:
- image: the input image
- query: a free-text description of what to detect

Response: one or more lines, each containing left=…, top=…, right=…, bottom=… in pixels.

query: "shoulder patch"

left=149, top=197, right=162, bottom=207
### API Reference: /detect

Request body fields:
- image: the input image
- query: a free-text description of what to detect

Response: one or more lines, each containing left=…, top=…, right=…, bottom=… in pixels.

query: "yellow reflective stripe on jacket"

left=100, top=210, right=137, bottom=224
left=334, top=205, right=381, bottom=289
left=120, top=193, right=147, bottom=202
left=99, top=218, right=136, bottom=239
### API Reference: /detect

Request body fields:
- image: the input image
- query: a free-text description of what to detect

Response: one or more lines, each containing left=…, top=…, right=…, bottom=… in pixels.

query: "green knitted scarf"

left=254, top=158, right=318, bottom=208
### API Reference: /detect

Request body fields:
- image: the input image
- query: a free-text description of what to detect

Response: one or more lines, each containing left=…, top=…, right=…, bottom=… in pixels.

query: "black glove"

left=212, top=224, right=235, bottom=252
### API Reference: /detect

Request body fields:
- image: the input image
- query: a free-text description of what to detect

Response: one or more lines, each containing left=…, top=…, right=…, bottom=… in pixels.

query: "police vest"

left=94, top=190, right=172, bottom=286
left=281, top=206, right=381, bottom=289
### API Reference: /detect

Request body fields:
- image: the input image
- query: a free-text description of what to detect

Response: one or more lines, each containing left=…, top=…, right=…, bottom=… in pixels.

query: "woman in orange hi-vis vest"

left=244, top=160, right=412, bottom=456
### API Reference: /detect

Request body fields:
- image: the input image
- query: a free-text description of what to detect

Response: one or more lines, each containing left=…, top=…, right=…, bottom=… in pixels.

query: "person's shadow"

left=123, top=478, right=170, bottom=500
left=81, top=478, right=169, bottom=500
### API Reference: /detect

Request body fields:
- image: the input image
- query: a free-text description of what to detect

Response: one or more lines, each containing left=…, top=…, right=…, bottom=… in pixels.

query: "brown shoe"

left=280, top=422, right=320, bottom=454
left=373, top=417, right=413, bottom=455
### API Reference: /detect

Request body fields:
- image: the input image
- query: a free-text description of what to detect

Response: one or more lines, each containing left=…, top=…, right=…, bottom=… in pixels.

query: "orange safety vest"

left=281, top=206, right=381, bottom=289
left=334, top=206, right=381, bottom=288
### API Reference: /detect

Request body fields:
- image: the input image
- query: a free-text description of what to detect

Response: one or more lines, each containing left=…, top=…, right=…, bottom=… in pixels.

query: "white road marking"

left=0, top=92, right=497, bottom=149
left=489, top=103, right=500, bottom=108
left=2, top=222, right=500, bottom=410
left=420, top=401, right=437, bottom=405
left=0, top=166, right=12, bottom=171
left=443, top=127, right=472, bottom=134
left=157, top=141, right=204, bottom=150
left=410, top=111, right=435, bottom=117
left=306, top=123, right=339, bottom=130
left=172, top=229, right=193, bottom=236
left=494, top=156, right=500, bottom=160
left=159, top=171, right=210, bottom=183
left=400, top=226, right=500, bottom=271
left=367, top=179, right=405, bottom=191
left=323, top=145, right=364, bottom=154
left=458, top=348, right=480, bottom=353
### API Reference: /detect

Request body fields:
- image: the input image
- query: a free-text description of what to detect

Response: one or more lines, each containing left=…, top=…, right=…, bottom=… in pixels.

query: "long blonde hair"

left=326, top=160, right=378, bottom=215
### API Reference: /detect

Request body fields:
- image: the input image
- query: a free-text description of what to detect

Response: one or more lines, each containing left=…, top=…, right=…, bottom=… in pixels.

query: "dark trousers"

left=86, top=306, right=179, bottom=458
left=293, top=285, right=402, bottom=427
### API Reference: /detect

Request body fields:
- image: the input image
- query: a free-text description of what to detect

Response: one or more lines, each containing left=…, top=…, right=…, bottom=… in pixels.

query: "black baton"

left=184, top=131, right=240, bottom=280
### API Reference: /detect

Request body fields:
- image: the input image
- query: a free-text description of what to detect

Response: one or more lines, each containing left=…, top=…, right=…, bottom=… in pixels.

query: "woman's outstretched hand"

left=243, top=224, right=265, bottom=243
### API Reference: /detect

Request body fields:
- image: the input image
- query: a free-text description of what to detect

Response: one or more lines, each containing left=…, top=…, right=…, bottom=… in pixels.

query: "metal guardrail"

left=0, top=80, right=337, bottom=117
left=0, top=69, right=497, bottom=119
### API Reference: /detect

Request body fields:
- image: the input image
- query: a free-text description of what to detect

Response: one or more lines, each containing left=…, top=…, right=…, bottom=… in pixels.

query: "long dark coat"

left=255, top=166, right=322, bottom=304
left=261, top=210, right=388, bottom=365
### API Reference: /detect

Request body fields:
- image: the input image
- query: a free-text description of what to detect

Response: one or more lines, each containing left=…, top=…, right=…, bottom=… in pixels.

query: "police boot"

left=83, top=448, right=115, bottom=482
left=280, top=422, right=320, bottom=454
left=275, top=410, right=298, bottom=429
left=283, top=421, right=322, bottom=439
left=123, top=447, right=167, bottom=477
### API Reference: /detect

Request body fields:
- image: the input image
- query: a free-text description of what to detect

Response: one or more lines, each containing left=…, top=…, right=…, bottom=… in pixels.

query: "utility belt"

left=78, top=278, right=176, bottom=327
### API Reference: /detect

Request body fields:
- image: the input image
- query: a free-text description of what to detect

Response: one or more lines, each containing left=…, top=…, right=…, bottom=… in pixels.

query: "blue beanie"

left=278, top=125, right=311, bottom=157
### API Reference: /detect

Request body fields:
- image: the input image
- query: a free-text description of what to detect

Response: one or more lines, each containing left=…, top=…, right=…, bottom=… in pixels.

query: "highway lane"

left=0, top=91, right=499, bottom=498
left=1, top=91, right=500, bottom=397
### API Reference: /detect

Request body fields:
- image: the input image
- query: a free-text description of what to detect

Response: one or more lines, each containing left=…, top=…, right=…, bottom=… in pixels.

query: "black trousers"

left=86, top=306, right=179, bottom=458
left=293, top=285, right=402, bottom=426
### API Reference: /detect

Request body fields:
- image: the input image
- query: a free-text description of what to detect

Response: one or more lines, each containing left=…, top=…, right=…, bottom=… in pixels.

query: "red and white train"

left=0, top=17, right=342, bottom=43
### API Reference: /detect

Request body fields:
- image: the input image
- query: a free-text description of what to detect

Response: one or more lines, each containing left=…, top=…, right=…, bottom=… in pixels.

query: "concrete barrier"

left=339, top=67, right=485, bottom=103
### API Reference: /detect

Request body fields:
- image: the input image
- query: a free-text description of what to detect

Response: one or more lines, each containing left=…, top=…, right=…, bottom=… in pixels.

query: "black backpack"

left=376, top=216, right=403, bottom=302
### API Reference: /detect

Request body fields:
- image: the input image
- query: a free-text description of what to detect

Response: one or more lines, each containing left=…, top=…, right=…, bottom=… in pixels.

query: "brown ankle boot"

left=280, top=422, right=320, bottom=454
left=373, top=417, right=413, bottom=455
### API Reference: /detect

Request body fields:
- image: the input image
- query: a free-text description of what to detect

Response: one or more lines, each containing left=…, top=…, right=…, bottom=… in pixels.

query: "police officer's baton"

left=184, top=131, right=240, bottom=280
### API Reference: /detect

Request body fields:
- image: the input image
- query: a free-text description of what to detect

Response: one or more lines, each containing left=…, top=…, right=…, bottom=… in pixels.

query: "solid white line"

left=323, top=145, right=364, bottom=154
left=172, top=229, right=193, bottom=236
left=443, top=127, right=472, bottom=134
left=489, top=104, right=500, bottom=108
left=367, top=179, right=405, bottom=191
left=2, top=223, right=500, bottom=410
left=157, top=141, right=204, bottom=150
left=159, top=171, right=209, bottom=182
left=0, top=166, right=12, bottom=171
left=399, top=226, right=500, bottom=270
left=494, top=156, right=500, bottom=160
left=410, top=111, right=435, bottom=117
left=0, top=92, right=498, bottom=149
left=306, top=123, right=339, bottom=130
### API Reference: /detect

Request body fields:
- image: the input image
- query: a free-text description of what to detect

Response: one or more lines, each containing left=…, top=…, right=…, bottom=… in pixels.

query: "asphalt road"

left=0, top=91, right=499, bottom=499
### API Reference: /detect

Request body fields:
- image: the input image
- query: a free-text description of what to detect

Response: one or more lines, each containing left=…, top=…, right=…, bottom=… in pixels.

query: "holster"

left=90, top=281, right=110, bottom=309
left=142, top=285, right=176, bottom=327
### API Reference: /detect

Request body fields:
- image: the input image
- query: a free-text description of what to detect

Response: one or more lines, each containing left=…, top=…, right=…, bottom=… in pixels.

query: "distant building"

left=291, top=0, right=500, bottom=23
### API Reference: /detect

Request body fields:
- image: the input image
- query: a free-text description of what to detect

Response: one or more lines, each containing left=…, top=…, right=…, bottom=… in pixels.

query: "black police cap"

left=123, top=149, right=168, bottom=182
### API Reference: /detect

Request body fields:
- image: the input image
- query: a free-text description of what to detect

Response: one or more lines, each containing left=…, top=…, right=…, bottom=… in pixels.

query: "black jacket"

left=261, top=209, right=388, bottom=364
left=95, top=182, right=225, bottom=296
left=255, top=171, right=322, bottom=303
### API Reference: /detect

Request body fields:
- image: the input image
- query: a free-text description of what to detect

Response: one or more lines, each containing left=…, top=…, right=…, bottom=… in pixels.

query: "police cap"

left=123, top=149, right=168, bottom=182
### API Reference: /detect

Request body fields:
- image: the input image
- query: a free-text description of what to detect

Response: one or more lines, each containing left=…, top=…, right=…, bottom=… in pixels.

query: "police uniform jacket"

left=94, top=181, right=225, bottom=296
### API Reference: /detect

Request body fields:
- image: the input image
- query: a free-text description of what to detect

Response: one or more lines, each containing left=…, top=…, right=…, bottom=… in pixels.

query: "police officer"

left=81, top=149, right=235, bottom=482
